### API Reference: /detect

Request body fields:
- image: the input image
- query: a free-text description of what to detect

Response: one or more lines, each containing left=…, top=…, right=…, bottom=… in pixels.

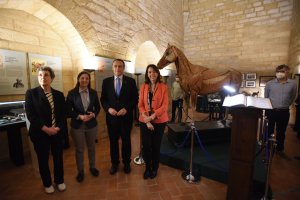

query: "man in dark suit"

left=100, top=59, right=138, bottom=175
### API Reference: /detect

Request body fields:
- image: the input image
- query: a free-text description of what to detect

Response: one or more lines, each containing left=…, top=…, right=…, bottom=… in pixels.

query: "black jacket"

left=25, top=86, right=67, bottom=137
left=66, top=88, right=101, bottom=129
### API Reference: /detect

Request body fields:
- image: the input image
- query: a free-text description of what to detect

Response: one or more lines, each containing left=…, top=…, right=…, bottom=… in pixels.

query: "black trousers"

left=30, top=136, right=64, bottom=187
left=265, top=109, right=290, bottom=151
left=171, top=99, right=183, bottom=120
left=140, top=122, right=166, bottom=171
left=107, top=120, right=132, bottom=165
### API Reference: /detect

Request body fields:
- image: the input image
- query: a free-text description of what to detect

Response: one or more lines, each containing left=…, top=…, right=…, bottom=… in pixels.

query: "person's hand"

left=146, top=122, right=154, bottom=131
left=108, top=108, right=118, bottom=116
left=83, top=112, right=95, bottom=122
left=143, top=116, right=152, bottom=123
left=117, top=108, right=127, bottom=116
left=43, top=126, right=58, bottom=136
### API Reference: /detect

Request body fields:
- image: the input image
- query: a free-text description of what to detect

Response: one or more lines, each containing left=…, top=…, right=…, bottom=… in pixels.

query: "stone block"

left=68, top=6, right=85, bottom=25
left=9, top=42, right=53, bottom=56
left=0, top=28, right=39, bottom=45
left=14, top=20, right=44, bottom=37
left=43, top=28, right=61, bottom=40
left=53, top=50, right=71, bottom=59
left=33, top=4, right=56, bottom=20
left=0, top=40, right=9, bottom=49
left=0, top=16, right=14, bottom=30
left=40, top=37, right=68, bottom=50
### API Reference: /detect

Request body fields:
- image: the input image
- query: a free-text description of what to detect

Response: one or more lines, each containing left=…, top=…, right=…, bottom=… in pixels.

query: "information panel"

left=28, top=53, right=63, bottom=92
left=0, top=49, right=28, bottom=95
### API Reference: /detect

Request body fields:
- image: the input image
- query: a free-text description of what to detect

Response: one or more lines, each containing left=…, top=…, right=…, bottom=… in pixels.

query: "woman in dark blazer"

left=66, top=71, right=101, bottom=182
left=138, top=64, right=169, bottom=179
left=25, top=66, right=67, bottom=194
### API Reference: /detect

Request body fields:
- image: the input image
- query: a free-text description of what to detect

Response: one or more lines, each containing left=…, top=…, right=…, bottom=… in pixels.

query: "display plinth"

left=226, top=107, right=262, bottom=200
left=167, top=120, right=231, bottom=147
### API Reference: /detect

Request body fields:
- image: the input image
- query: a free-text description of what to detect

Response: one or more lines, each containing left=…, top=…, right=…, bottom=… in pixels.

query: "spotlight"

left=223, top=85, right=236, bottom=93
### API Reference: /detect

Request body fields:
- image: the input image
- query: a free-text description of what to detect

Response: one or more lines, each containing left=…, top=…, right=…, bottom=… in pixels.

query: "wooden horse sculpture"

left=157, top=44, right=242, bottom=126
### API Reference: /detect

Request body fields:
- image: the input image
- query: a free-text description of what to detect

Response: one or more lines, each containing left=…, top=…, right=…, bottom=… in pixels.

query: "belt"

left=275, top=108, right=289, bottom=111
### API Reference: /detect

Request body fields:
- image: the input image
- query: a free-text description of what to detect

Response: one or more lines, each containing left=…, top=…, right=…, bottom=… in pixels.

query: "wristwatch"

left=151, top=116, right=155, bottom=120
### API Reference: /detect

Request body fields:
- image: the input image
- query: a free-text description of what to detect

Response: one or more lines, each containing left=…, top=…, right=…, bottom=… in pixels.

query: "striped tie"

left=45, top=92, right=56, bottom=127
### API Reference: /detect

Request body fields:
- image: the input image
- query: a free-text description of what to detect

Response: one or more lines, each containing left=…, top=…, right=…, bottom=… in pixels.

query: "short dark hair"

left=276, top=64, right=290, bottom=72
left=75, top=71, right=91, bottom=89
left=112, top=59, right=125, bottom=67
left=144, top=64, right=162, bottom=84
left=37, top=66, right=55, bottom=78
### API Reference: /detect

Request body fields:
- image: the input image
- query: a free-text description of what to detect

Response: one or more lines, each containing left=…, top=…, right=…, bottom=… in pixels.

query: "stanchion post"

left=261, top=134, right=276, bottom=200
left=178, top=102, right=182, bottom=123
left=181, top=124, right=201, bottom=183
left=134, top=131, right=145, bottom=165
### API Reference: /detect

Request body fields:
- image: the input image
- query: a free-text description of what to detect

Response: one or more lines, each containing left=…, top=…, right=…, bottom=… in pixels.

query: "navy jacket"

left=100, top=75, right=138, bottom=127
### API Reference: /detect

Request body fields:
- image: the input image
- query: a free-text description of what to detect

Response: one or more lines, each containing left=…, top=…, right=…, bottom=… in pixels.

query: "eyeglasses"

left=276, top=71, right=286, bottom=73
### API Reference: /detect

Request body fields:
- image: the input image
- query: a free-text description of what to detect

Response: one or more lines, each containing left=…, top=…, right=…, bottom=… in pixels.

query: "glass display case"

left=0, top=100, right=26, bottom=166
left=0, top=101, right=26, bottom=124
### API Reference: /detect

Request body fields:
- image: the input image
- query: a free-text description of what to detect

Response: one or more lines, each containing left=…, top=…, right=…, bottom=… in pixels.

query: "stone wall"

left=288, top=0, right=300, bottom=71
left=184, top=0, right=293, bottom=96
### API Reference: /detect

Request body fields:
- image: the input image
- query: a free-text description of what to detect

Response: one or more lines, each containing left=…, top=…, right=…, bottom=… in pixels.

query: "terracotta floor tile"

left=191, top=193, right=206, bottom=200
left=172, top=194, right=194, bottom=200
left=178, top=185, right=200, bottom=195
left=139, top=192, right=161, bottom=200
left=107, top=177, right=118, bottom=192
left=148, top=184, right=168, bottom=193
left=76, top=186, right=98, bottom=195
left=159, top=190, right=172, bottom=200
left=106, top=190, right=128, bottom=199
left=118, top=182, right=137, bottom=190
left=146, top=179, right=157, bottom=186
left=136, top=180, right=149, bottom=195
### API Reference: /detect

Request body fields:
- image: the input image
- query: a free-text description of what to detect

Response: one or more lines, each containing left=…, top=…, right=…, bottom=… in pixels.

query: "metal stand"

left=181, top=124, right=201, bottom=183
left=134, top=130, right=145, bottom=165
left=134, top=73, right=142, bottom=127
left=178, top=102, right=182, bottom=123
left=261, top=134, right=277, bottom=200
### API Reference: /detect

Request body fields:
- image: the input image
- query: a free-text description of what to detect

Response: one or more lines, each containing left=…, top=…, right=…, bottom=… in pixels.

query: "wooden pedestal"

left=226, top=108, right=262, bottom=200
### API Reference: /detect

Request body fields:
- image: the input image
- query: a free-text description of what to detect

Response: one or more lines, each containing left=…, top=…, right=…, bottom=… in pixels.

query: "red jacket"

left=138, top=82, right=169, bottom=123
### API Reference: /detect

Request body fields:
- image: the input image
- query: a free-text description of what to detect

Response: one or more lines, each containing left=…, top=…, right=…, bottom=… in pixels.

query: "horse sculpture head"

left=157, top=44, right=178, bottom=69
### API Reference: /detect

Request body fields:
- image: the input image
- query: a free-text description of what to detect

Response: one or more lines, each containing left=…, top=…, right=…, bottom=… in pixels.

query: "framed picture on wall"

left=240, top=81, right=244, bottom=88
left=242, top=73, right=245, bottom=80
left=246, top=73, right=256, bottom=80
left=245, top=81, right=256, bottom=88
left=259, top=76, right=276, bottom=87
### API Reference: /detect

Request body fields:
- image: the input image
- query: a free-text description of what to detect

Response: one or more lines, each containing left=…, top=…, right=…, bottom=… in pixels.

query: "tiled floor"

left=1, top=111, right=300, bottom=200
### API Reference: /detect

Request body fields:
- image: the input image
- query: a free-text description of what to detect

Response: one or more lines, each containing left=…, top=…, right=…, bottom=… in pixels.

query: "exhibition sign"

left=28, top=53, right=63, bottom=92
left=0, top=49, right=28, bottom=95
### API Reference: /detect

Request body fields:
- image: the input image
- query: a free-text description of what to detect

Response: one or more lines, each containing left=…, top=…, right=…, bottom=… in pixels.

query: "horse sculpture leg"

left=181, top=92, right=190, bottom=126
left=189, top=91, right=198, bottom=127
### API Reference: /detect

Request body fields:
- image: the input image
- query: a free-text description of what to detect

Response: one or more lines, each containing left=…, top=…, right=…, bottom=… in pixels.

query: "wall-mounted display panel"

left=28, top=53, right=63, bottom=92
left=0, top=49, right=28, bottom=95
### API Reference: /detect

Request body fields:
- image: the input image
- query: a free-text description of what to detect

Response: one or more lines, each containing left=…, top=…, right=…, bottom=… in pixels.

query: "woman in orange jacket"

left=138, top=64, right=169, bottom=179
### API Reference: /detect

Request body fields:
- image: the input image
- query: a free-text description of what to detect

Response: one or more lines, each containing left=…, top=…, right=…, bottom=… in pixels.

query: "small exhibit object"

left=222, top=94, right=273, bottom=109
left=245, top=80, right=256, bottom=88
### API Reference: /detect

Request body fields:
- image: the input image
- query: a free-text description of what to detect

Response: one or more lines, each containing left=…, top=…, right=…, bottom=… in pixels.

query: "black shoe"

left=76, top=171, right=84, bottom=182
left=90, top=168, right=99, bottom=177
left=124, top=164, right=131, bottom=174
left=294, top=156, right=300, bottom=160
left=110, top=164, right=118, bottom=175
left=144, top=171, right=150, bottom=179
left=150, top=170, right=157, bottom=179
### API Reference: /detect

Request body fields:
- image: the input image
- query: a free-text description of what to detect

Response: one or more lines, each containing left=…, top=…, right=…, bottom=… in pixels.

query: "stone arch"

left=0, top=0, right=93, bottom=79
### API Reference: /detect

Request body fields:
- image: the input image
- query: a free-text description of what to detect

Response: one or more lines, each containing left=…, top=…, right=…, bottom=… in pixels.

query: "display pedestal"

left=226, top=108, right=262, bottom=200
